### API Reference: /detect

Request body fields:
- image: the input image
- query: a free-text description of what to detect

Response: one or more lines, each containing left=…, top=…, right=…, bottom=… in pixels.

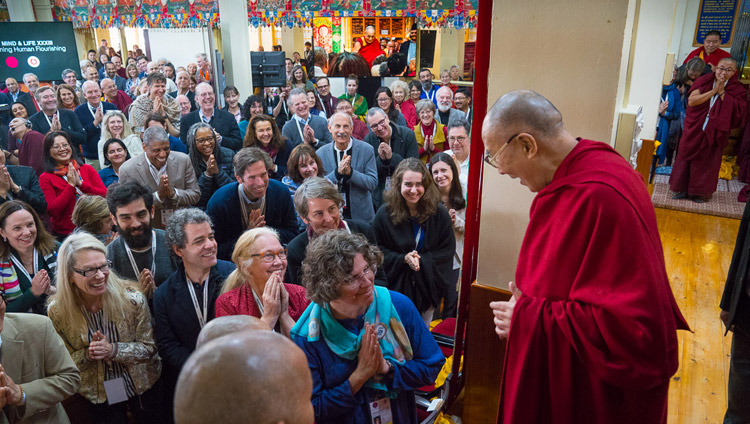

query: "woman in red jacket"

left=39, top=131, right=107, bottom=238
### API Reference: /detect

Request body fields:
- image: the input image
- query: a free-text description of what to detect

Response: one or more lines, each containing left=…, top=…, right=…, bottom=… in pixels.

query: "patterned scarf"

left=53, top=159, right=79, bottom=177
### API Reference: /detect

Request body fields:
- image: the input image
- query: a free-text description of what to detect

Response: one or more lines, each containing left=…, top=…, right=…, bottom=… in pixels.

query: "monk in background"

left=485, top=90, right=689, bottom=424
left=353, top=26, right=386, bottom=67
left=670, top=57, right=747, bottom=203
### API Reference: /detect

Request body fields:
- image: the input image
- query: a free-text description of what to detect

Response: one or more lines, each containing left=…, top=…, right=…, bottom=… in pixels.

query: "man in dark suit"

left=0, top=290, right=81, bottom=424
left=286, top=176, right=386, bottom=286
left=207, top=147, right=299, bottom=260
left=399, top=23, right=418, bottom=64
left=180, top=83, right=241, bottom=151
left=102, top=61, right=128, bottom=91
left=363, top=107, right=419, bottom=208
left=0, top=150, right=46, bottom=216
left=28, top=87, right=86, bottom=148
left=4, top=78, right=36, bottom=117
left=74, top=81, right=118, bottom=168
left=721, top=198, right=750, bottom=423
left=281, top=88, right=332, bottom=148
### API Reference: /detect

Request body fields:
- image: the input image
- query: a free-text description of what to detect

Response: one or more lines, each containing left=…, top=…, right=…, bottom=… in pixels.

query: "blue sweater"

left=293, top=291, right=444, bottom=424
left=206, top=179, right=300, bottom=260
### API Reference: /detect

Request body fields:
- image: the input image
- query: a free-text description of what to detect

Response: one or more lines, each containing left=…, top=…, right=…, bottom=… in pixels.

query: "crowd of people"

left=0, top=32, right=473, bottom=424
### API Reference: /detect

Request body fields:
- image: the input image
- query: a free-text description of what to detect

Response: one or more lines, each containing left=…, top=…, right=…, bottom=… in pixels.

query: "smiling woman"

left=243, top=114, right=292, bottom=180
left=215, top=227, right=310, bottom=336
left=187, top=122, right=235, bottom=209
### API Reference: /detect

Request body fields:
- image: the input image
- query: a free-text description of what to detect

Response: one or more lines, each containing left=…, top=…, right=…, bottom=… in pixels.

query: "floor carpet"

left=651, top=174, right=746, bottom=219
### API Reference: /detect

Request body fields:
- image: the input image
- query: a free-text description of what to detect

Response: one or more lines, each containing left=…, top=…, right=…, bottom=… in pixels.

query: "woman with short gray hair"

left=186, top=122, right=234, bottom=208
left=153, top=207, right=236, bottom=420
left=291, top=230, right=444, bottom=423
left=414, top=99, right=447, bottom=163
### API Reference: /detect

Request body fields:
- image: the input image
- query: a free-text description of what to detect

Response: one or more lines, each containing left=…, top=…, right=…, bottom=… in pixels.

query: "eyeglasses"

left=377, top=97, right=391, bottom=103
left=484, top=133, right=519, bottom=168
left=716, top=67, right=736, bottom=73
left=370, top=118, right=388, bottom=130
left=73, top=260, right=112, bottom=277
left=448, top=136, right=468, bottom=143
left=251, top=248, right=288, bottom=263
left=52, top=144, right=70, bottom=151
left=195, top=137, right=214, bottom=144
left=343, top=265, right=376, bottom=286
left=317, top=84, right=329, bottom=89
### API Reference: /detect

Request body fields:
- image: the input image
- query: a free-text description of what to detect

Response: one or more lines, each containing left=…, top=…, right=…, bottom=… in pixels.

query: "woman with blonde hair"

left=390, top=79, right=417, bottom=129
left=215, top=227, right=309, bottom=336
left=47, top=232, right=162, bottom=423
left=71, top=195, right=116, bottom=245
left=98, top=110, right=143, bottom=165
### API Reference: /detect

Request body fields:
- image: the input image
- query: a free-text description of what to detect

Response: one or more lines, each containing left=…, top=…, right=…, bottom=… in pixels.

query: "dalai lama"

left=485, top=90, right=689, bottom=424
left=353, top=25, right=386, bottom=67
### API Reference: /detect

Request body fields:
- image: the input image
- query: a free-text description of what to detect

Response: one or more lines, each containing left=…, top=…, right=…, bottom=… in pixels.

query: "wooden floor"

left=659, top=207, right=740, bottom=424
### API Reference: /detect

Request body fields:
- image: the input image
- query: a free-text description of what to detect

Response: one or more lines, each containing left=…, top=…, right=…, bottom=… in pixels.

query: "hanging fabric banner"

left=332, top=16, right=342, bottom=53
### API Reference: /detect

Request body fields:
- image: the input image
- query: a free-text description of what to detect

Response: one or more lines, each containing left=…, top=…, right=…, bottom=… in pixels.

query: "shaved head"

left=195, top=315, right=270, bottom=348
left=718, top=57, right=737, bottom=68
left=485, top=90, right=564, bottom=139
left=175, top=332, right=314, bottom=424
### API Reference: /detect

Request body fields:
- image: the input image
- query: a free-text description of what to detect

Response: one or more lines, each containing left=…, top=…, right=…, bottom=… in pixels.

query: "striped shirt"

left=83, top=308, right=137, bottom=399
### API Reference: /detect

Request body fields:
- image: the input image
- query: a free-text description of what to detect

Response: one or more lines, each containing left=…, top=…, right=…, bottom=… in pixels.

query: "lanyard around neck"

left=10, top=248, right=38, bottom=283
left=186, top=273, right=209, bottom=328
left=123, top=230, right=157, bottom=279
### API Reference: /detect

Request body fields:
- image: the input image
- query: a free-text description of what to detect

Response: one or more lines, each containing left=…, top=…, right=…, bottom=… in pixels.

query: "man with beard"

left=106, top=180, right=177, bottom=299
left=316, top=112, right=377, bottom=223
left=102, top=61, right=128, bottom=91
left=454, top=87, right=473, bottom=127
left=435, top=86, right=463, bottom=127
left=399, top=23, right=418, bottom=65
left=363, top=107, right=419, bottom=208
left=206, top=147, right=298, bottom=260
left=419, top=68, right=439, bottom=107
left=285, top=177, right=386, bottom=286
left=153, top=208, right=236, bottom=423
left=118, top=126, right=200, bottom=229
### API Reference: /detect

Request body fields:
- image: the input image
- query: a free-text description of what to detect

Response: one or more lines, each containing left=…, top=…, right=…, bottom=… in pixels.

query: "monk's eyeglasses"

left=484, top=133, right=519, bottom=168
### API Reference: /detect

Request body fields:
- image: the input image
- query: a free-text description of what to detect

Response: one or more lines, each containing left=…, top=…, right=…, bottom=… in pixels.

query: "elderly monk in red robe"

left=484, top=90, right=690, bottom=424
left=353, top=25, right=386, bottom=67
left=670, top=58, right=747, bottom=203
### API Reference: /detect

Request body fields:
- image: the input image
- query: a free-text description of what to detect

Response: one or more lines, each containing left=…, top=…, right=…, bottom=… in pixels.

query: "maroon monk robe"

left=670, top=73, right=747, bottom=197
left=107, top=89, right=133, bottom=113
left=498, top=139, right=689, bottom=424
left=355, top=37, right=386, bottom=67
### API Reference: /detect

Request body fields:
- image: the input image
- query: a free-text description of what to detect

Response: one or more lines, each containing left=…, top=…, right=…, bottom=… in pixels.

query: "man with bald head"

left=101, top=77, right=133, bottom=113
left=353, top=25, right=386, bottom=67
left=485, top=90, right=689, bottom=423
left=195, top=315, right=270, bottom=348
left=670, top=57, right=747, bottom=203
left=168, top=71, right=196, bottom=112
left=175, top=331, right=314, bottom=424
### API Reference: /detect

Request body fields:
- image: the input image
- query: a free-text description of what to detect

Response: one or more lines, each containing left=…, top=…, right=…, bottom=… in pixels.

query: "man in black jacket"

left=179, top=83, right=242, bottom=151
left=286, top=177, right=386, bottom=286
left=721, top=198, right=750, bottom=423
left=363, top=107, right=419, bottom=209
left=28, top=87, right=86, bottom=148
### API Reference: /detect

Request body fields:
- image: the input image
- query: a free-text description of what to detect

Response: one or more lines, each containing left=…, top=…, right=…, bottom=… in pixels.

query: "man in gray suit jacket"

left=119, top=127, right=200, bottom=229
left=0, top=292, right=81, bottom=424
left=435, top=86, right=464, bottom=127
left=317, top=112, right=378, bottom=223
left=281, top=88, right=332, bottom=148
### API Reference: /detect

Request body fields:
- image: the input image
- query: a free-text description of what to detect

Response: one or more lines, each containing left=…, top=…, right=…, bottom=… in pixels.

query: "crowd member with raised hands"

left=0, top=200, right=59, bottom=314
left=129, top=72, right=181, bottom=133
left=372, top=158, right=455, bottom=325
left=414, top=100, right=447, bottom=163
left=291, top=230, right=444, bottom=423
left=180, top=83, right=242, bottom=152
left=39, top=131, right=107, bottom=238
left=282, top=88, right=332, bottom=148
left=186, top=122, right=234, bottom=208
left=0, top=141, right=47, bottom=214
left=215, top=227, right=309, bottom=335
left=74, top=80, right=119, bottom=169
left=154, top=208, right=235, bottom=423
left=47, top=232, right=163, bottom=424
left=28, top=87, right=86, bottom=147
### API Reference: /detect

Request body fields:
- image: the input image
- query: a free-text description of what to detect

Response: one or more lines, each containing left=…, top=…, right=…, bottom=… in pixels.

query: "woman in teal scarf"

left=291, top=230, right=444, bottom=424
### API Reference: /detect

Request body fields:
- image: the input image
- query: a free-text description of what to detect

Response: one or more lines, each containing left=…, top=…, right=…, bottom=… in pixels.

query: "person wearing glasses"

left=186, top=122, right=235, bottom=209
left=443, top=117, right=472, bottom=194
left=363, top=107, right=419, bottom=210
left=39, top=131, right=107, bottom=238
left=0, top=288, right=81, bottom=424
left=153, top=208, right=235, bottom=423
left=670, top=57, right=747, bottom=203
left=215, top=227, right=309, bottom=336
left=484, top=90, right=689, bottom=423
left=47, top=232, right=163, bottom=424
left=290, top=230, right=444, bottom=424
left=373, top=87, right=408, bottom=128
left=372, top=158, right=455, bottom=326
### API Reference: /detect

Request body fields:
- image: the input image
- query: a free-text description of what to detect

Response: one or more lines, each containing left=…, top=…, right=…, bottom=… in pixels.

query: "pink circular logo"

left=5, top=56, right=18, bottom=68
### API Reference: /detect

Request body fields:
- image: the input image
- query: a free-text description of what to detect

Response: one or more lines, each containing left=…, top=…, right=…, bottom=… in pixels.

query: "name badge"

left=104, top=377, right=128, bottom=405
left=161, top=209, right=174, bottom=227
left=369, top=394, right=393, bottom=424
left=384, top=176, right=391, bottom=192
